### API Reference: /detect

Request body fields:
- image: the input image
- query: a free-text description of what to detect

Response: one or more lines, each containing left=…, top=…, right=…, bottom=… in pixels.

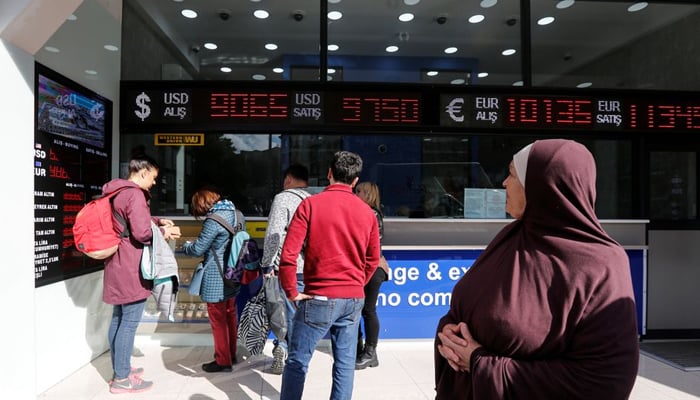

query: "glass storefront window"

left=650, top=152, right=697, bottom=220
left=120, top=134, right=632, bottom=220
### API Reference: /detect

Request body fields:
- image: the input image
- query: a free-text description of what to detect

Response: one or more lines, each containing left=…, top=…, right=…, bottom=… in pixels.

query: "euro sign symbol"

left=445, top=97, right=465, bottom=122
left=134, top=92, right=151, bottom=121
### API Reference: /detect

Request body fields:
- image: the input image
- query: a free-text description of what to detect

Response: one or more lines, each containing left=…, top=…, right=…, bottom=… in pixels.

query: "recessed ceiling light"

left=577, top=82, right=592, bottom=88
left=328, top=11, right=343, bottom=20
left=386, top=45, right=399, bottom=53
left=85, top=70, right=98, bottom=75
left=468, top=15, right=485, bottom=23
left=480, top=0, right=497, bottom=8
left=249, top=0, right=262, bottom=2
left=44, top=46, right=60, bottom=53
left=444, top=47, right=458, bottom=54
left=451, top=78, right=466, bottom=85
left=254, top=9, right=269, bottom=19
left=328, top=68, right=337, bottom=74
left=265, top=43, right=278, bottom=50
left=172, top=0, right=184, bottom=2
left=328, top=0, right=342, bottom=3
left=327, top=75, right=334, bottom=81
left=220, top=67, right=232, bottom=73
left=628, top=2, right=648, bottom=12
left=181, top=9, right=198, bottom=18
left=537, top=16, right=555, bottom=25
left=556, top=0, right=575, bottom=9
left=478, top=72, right=489, bottom=78
left=252, top=74, right=266, bottom=80
left=404, top=0, right=420, bottom=5
left=273, top=67, right=284, bottom=73
left=513, top=80, right=524, bottom=86
left=103, top=44, right=119, bottom=51
left=399, top=13, right=414, bottom=22
left=426, top=71, right=439, bottom=76
left=502, top=48, right=517, bottom=56
left=203, top=42, right=217, bottom=50
left=328, top=44, right=340, bottom=51
left=67, top=14, right=77, bottom=21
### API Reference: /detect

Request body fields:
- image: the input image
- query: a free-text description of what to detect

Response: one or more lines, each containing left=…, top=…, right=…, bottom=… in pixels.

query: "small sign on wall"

left=154, top=133, right=204, bottom=146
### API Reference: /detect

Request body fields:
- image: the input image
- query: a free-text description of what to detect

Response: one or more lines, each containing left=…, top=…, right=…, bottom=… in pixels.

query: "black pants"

left=359, top=268, right=388, bottom=346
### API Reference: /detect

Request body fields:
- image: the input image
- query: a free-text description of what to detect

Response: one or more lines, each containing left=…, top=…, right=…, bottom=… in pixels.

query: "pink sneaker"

left=108, top=367, right=144, bottom=384
left=109, top=374, right=153, bottom=394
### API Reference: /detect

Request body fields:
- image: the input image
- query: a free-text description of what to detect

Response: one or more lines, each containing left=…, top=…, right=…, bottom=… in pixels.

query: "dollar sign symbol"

left=134, top=92, right=151, bottom=121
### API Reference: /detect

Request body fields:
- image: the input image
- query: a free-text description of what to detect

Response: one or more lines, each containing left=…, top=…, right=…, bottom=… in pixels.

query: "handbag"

left=263, top=275, right=287, bottom=340
left=237, top=288, right=269, bottom=356
left=188, top=262, right=205, bottom=296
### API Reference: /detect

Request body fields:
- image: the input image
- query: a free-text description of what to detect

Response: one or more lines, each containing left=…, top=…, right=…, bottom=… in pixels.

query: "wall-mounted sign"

left=154, top=133, right=204, bottom=146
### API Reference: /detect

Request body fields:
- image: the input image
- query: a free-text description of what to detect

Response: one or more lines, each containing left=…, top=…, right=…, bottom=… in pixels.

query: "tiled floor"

left=39, top=337, right=700, bottom=400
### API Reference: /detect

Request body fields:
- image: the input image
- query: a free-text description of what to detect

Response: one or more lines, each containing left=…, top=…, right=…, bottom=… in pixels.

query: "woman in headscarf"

left=435, top=139, right=639, bottom=399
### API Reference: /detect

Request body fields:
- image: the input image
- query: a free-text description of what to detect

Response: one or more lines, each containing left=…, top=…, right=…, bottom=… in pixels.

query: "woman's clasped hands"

left=437, top=322, right=482, bottom=373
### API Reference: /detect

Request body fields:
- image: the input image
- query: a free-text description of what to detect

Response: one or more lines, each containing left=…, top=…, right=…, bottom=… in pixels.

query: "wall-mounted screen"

left=34, top=63, right=113, bottom=287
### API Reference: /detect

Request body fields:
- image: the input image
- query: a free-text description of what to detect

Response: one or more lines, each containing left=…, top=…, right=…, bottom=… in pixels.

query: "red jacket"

left=279, top=183, right=380, bottom=299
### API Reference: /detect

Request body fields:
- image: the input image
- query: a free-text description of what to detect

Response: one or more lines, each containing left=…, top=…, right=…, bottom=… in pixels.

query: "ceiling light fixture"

left=577, top=82, right=592, bottom=88
left=252, top=74, right=266, bottom=80
left=537, top=16, right=555, bottom=25
left=502, top=48, right=517, bottom=56
left=67, top=14, right=77, bottom=21
left=399, top=13, right=414, bottom=22
left=265, top=43, right=278, bottom=50
left=254, top=10, right=269, bottom=19
left=220, top=67, right=232, bottom=73
left=478, top=72, right=489, bottom=78
left=328, top=11, right=343, bottom=20
left=328, top=68, right=337, bottom=74
left=85, top=70, right=98, bottom=75
left=203, top=42, right=217, bottom=50
left=513, top=81, right=524, bottom=86
left=628, top=2, right=648, bottom=12
left=404, top=0, right=420, bottom=5
left=103, top=44, right=119, bottom=51
left=386, top=45, right=399, bottom=53
left=480, top=0, right=497, bottom=8
left=426, top=71, right=439, bottom=76
left=328, top=44, right=340, bottom=51
left=451, top=78, right=466, bottom=85
left=181, top=9, right=198, bottom=18
left=273, top=67, right=284, bottom=73
left=556, top=0, right=575, bottom=9
left=44, top=46, right=60, bottom=53
left=328, top=0, right=342, bottom=3
left=469, top=15, right=485, bottom=23
left=444, top=47, right=458, bottom=54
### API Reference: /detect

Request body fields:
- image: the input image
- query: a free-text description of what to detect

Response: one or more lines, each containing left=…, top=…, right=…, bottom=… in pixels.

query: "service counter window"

left=120, top=133, right=634, bottom=220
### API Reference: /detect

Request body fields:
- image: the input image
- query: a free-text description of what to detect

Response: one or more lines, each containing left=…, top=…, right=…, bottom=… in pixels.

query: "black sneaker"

left=202, top=360, right=232, bottom=373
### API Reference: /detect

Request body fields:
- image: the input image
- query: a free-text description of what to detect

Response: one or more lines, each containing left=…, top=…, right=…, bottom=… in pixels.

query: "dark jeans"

left=359, top=268, right=388, bottom=346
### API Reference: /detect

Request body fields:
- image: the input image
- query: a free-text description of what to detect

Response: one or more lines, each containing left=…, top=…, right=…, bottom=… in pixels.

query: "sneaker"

left=270, top=345, right=287, bottom=375
left=202, top=360, right=232, bottom=373
left=108, top=367, right=144, bottom=384
left=109, top=375, right=153, bottom=394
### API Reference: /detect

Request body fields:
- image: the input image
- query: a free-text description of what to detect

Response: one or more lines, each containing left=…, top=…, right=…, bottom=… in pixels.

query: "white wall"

left=2, top=0, right=123, bottom=395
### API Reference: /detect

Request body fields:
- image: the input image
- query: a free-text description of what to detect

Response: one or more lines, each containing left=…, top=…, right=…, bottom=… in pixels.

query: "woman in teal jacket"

left=183, top=187, right=242, bottom=372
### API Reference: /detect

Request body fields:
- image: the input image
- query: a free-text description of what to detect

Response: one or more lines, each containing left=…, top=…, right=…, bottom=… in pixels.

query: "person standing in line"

left=261, top=164, right=312, bottom=375
left=104, top=152, right=181, bottom=394
left=183, top=186, right=242, bottom=373
left=435, top=139, right=639, bottom=399
left=279, top=151, right=381, bottom=400
left=354, top=182, right=389, bottom=370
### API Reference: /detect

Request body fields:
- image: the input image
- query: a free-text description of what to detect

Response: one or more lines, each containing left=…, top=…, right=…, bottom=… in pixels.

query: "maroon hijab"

left=435, top=139, right=638, bottom=399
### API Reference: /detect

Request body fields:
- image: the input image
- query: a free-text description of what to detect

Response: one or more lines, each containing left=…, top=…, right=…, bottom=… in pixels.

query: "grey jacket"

left=262, top=188, right=311, bottom=273
left=141, top=222, right=180, bottom=321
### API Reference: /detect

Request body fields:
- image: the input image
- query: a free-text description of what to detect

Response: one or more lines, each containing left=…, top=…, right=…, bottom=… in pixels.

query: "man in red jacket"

left=278, top=151, right=381, bottom=400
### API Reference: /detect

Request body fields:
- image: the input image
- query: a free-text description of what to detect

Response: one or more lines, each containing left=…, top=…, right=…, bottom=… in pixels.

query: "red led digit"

left=629, top=104, right=637, bottom=129
left=269, top=94, right=288, bottom=118
left=342, top=97, right=361, bottom=122
left=520, top=98, right=538, bottom=123
left=655, top=105, right=675, bottom=128
left=402, top=99, right=419, bottom=123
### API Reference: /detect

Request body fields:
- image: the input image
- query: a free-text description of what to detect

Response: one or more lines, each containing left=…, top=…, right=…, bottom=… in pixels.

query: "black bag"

left=237, top=288, right=269, bottom=356
left=264, top=275, right=287, bottom=340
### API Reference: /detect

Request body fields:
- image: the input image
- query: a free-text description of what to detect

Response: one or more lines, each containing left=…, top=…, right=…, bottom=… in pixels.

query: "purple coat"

left=102, top=179, right=159, bottom=305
